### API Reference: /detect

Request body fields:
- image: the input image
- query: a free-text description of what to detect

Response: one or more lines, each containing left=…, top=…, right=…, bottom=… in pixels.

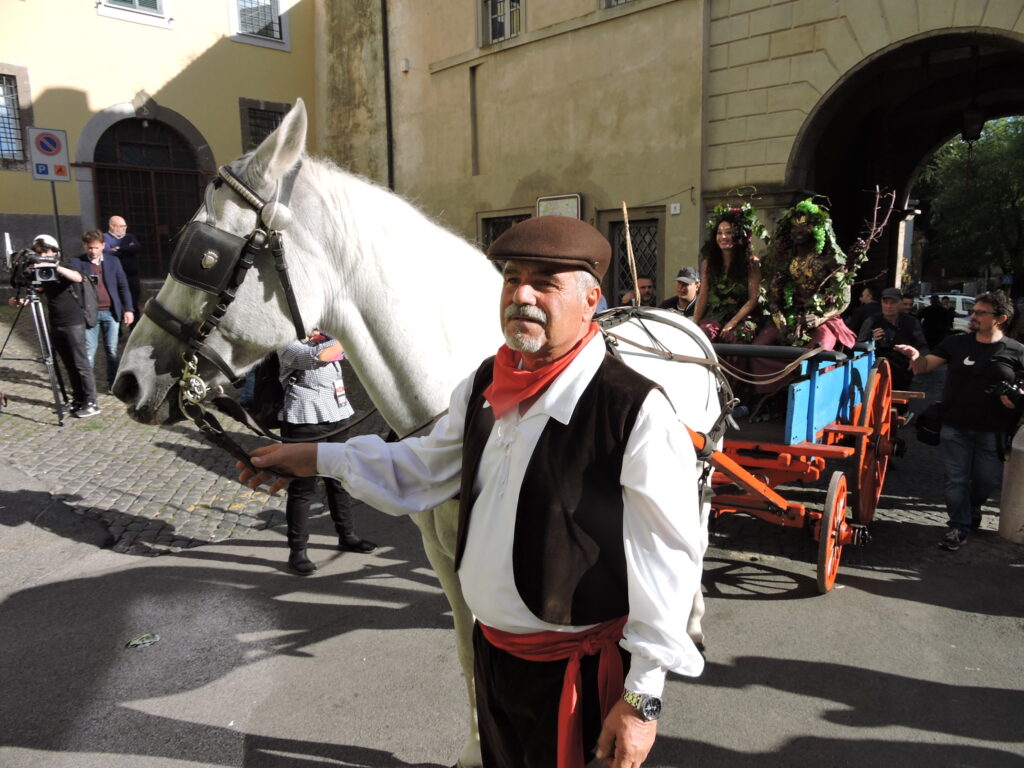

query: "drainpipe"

left=380, top=0, right=395, bottom=190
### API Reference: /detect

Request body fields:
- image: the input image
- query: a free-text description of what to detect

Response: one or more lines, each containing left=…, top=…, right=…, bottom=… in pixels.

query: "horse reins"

left=142, top=162, right=377, bottom=473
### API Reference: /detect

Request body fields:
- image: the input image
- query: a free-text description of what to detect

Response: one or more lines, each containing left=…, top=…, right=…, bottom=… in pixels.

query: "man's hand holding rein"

left=237, top=442, right=319, bottom=494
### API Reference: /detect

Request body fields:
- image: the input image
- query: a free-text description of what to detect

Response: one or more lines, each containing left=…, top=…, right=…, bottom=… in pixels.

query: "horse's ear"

left=246, top=98, right=307, bottom=189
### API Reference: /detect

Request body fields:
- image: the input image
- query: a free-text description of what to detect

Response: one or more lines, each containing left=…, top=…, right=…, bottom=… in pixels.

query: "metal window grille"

left=245, top=108, right=285, bottom=150
left=93, top=119, right=203, bottom=278
left=481, top=214, right=530, bottom=252
left=0, top=75, right=24, bottom=161
left=609, top=219, right=659, bottom=305
left=107, top=0, right=163, bottom=12
left=238, top=0, right=282, bottom=40
left=485, top=0, right=521, bottom=44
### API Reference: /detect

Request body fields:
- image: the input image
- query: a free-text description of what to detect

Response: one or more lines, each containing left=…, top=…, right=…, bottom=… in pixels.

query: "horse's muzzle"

left=112, top=372, right=186, bottom=425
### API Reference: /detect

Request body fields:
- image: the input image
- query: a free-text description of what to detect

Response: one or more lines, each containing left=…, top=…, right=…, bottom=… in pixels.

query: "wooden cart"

left=695, top=344, right=918, bottom=592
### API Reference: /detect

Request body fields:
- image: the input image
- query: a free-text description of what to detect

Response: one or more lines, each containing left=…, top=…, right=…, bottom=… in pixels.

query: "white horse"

left=113, top=99, right=719, bottom=768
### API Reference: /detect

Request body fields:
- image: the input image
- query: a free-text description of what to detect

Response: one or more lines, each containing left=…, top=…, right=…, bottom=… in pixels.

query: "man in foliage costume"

left=756, top=199, right=864, bottom=350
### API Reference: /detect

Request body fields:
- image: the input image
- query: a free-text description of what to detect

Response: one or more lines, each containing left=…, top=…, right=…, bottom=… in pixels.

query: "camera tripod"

left=0, top=288, right=69, bottom=425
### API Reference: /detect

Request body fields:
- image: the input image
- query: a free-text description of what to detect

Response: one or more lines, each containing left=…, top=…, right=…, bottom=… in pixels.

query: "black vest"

left=456, top=352, right=657, bottom=626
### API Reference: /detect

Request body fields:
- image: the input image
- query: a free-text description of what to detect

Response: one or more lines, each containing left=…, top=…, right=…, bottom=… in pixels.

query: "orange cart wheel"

left=817, top=470, right=848, bottom=593
left=852, top=359, right=894, bottom=525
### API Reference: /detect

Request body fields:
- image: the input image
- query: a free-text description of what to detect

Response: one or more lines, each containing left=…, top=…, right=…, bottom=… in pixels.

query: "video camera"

left=992, top=376, right=1024, bottom=407
left=7, top=248, right=59, bottom=289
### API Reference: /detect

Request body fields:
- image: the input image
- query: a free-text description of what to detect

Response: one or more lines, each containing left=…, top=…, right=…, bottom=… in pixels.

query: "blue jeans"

left=85, top=309, right=120, bottom=385
left=939, top=426, right=1005, bottom=533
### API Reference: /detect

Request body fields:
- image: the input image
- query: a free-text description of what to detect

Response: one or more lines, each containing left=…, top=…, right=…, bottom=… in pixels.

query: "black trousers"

left=281, top=420, right=356, bottom=549
left=472, top=622, right=630, bottom=768
left=50, top=323, right=97, bottom=407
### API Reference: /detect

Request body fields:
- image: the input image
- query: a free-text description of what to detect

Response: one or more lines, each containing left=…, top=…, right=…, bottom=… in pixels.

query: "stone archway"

left=787, top=29, right=1024, bottom=282
left=75, top=94, right=215, bottom=276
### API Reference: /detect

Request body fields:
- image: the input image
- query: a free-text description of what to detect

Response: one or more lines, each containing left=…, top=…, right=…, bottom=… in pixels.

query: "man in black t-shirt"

left=895, top=290, right=1024, bottom=550
left=858, top=287, right=928, bottom=391
left=7, top=235, right=99, bottom=417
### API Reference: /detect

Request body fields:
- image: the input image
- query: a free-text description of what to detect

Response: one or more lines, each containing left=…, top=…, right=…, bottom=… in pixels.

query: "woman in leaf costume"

left=693, top=203, right=765, bottom=343
left=755, top=199, right=860, bottom=350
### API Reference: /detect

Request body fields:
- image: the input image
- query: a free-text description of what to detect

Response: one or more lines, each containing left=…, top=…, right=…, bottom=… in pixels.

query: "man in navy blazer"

left=72, top=229, right=135, bottom=388
left=103, top=215, right=143, bottom=325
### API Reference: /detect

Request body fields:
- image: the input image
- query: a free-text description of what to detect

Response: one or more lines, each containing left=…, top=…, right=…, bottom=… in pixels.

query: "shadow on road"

left=0, top=544, right=456, bottom=766
left=649, top=733, right=1020, bottom=767
left=693, top=655, right=1023, bottom=743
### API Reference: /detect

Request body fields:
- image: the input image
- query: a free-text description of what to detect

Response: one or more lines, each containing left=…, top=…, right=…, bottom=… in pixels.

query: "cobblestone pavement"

left=2, top=302, right=1020, bottom=571
left=709, top=363, right=1024, bottom=579
left=0, top=305, right=388, bottom=556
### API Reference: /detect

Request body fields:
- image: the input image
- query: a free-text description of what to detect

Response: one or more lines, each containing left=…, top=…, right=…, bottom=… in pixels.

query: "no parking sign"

left=27, top=127, right=70, bottom=182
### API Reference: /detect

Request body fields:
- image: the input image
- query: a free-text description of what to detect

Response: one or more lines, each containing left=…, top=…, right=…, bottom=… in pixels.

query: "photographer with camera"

left=895, top=290, right=1024, bottom=551
left=858, top=286, right=928, bottom=391
left=7, top=235, right=99, bottom=418
left=72, top=229, right=134, bottom=389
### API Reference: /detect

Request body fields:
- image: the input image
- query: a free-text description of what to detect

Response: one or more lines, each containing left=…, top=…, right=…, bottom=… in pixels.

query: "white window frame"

left=228, top=0, right=292, bottom=52
left=95, top=0, right=174, bottom=30
left=482, top=0, right=522, bottom=46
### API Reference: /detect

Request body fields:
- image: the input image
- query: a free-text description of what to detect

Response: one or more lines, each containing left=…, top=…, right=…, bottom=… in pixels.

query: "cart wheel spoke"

left=817, top=470, right=847, bottom=593
left=852, top=359, right=892, bottom=525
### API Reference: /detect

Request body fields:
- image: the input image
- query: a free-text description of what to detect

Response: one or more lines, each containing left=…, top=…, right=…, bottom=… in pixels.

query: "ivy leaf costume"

left=762, top=199, right=866, bottom=346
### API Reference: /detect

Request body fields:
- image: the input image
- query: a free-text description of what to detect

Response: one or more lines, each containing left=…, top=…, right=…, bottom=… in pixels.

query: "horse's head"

left=114, top=99, right=317, bottom=424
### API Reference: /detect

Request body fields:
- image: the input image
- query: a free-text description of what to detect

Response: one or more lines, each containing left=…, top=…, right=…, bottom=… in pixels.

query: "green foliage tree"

left=914, top=117, right=1024, bottom=275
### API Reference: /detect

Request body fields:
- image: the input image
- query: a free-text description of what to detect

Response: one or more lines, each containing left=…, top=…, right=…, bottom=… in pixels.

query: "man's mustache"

left=504, top=304, right=548, bottom=325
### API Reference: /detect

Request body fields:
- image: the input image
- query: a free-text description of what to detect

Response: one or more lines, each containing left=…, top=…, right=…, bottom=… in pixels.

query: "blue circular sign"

left=35, top=133, right=61, bottom=156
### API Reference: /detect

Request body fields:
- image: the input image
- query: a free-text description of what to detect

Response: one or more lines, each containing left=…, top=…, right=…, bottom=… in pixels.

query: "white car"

left=913, top=294, right=975, bottom=333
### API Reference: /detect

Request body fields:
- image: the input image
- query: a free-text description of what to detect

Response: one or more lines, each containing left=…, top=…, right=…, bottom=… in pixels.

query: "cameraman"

left=7, top=235, right=100, bottom=418
left=895, top=290, right=1024, bottom=550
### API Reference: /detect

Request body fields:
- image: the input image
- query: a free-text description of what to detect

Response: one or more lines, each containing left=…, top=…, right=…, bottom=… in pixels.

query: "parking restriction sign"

left=27, top=127, right=71, bottom=182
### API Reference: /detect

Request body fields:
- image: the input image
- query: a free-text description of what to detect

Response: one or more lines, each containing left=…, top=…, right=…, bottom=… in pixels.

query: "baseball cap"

left=880, top=287, right=902, bottom=301
left=675, top=267, right=699, bottom=284
left=32, top=234, right=60, bottom=251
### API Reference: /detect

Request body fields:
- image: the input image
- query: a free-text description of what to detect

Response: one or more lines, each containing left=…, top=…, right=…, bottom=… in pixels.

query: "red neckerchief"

left=483, top=323, right=600, bottom=418
left=479, top=616, right=627, bottom=768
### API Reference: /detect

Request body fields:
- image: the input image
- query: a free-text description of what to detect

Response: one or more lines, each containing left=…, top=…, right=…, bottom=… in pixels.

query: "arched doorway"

left=787, top=29, right=1024, bottom=285
left=92, top=118, right=203, bottom=278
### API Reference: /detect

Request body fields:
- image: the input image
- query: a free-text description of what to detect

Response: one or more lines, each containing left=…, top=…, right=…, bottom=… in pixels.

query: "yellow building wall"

left=0, top=0, right=316, bottom=221
left=387, top=0, right=706, bottom=288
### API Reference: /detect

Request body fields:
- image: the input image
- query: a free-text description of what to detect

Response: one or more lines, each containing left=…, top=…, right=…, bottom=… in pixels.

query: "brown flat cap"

left=486, top=215, right=611, bottom=279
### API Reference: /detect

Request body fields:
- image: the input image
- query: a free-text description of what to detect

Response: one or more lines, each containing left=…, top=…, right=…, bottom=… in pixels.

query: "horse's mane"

left=260, top=154, right=503, bottom=434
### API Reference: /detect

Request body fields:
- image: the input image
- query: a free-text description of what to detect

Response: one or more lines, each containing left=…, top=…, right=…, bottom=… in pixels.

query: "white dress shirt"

left=317, top=334, right=705, bottom=695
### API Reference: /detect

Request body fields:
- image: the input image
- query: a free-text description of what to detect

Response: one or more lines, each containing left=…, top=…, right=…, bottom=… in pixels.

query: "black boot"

left=288, top=549, right=317, bottom=575
left=339, top=535, right=378, bottom=554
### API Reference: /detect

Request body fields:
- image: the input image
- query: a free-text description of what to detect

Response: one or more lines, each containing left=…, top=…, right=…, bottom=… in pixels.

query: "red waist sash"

left=479, top=616, right=627, bottom=768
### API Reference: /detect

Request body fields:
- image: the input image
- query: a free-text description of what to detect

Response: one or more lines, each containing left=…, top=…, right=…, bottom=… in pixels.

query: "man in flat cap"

left=239, top=215, right=704, bottom=768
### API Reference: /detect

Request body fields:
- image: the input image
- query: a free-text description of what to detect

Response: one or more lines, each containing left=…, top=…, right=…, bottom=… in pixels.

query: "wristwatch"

left=622, top=689, right=662, bottom=721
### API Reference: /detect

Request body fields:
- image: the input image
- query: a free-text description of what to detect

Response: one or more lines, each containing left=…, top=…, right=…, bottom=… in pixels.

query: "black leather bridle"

left=141, top=162, right=339, bottom=472
left=145, top=162, right=307, bottom=396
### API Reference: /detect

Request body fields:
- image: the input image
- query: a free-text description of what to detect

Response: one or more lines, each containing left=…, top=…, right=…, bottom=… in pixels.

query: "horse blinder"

left=169, top=221, right=250, bottom=295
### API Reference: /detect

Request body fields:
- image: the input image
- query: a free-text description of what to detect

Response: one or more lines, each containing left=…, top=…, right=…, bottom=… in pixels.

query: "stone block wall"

left=704, top=0, right=1024, bottom=195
